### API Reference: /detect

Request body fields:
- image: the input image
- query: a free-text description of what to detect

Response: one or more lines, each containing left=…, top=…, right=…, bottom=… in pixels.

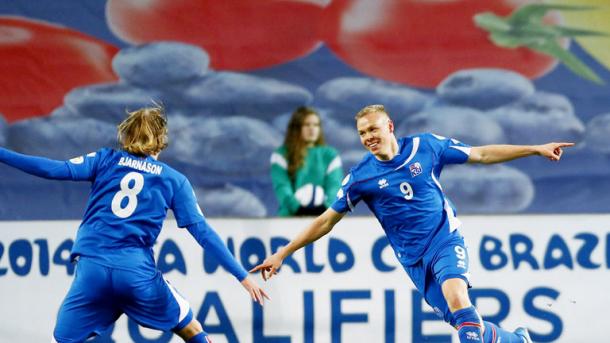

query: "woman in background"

left=271, top=106, right=343, bottom=216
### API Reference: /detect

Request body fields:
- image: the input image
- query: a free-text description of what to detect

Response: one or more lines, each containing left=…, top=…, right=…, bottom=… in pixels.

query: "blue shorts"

left=53, top=257, right=199, bottom=342
left=402, top=230, right=471, bottom=325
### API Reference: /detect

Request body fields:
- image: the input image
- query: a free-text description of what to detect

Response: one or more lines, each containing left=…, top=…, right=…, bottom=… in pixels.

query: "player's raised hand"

left=250, top=253, right=284, bottom=281
left=537, top=142, right=574, bottom=161
left=240, top=277, right=270, bottom=306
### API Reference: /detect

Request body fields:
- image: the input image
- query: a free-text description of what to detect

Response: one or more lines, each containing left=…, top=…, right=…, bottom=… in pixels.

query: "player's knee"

left=442, top=278, right=471, bottom=311
left=444, top=289, right=470, bottom=309
left=446, top=296, right=471, bottom=313
left=175, top=319, right=204, bottom=341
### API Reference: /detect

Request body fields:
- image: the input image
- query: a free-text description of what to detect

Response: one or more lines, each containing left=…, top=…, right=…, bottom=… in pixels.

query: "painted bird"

left=474, top=4, right=608, bottom=84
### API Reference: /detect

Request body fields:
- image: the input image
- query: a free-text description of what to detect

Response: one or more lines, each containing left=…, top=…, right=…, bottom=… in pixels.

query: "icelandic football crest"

left=409, top=162, right=422, bottom=177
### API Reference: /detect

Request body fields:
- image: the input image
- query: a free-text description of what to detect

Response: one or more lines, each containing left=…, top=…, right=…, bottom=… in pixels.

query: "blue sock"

left=483, top=321, right=525, bottom=343
left=186, top=332, right=209, bottom=343
left=453, top=306, right=483, bottom=342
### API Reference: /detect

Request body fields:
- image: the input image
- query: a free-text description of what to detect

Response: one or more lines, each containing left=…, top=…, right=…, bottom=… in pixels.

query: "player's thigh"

left=54, top=259, right=121, bottom=342
left=403, top=261, right=451, bottom=322
left=404, top=235, right=472, bottom=324
left=431, top=234, right=471, bottom=287
left=426, top=235, right=472, bottom=323
left=118, top=269, right=194, bottom=332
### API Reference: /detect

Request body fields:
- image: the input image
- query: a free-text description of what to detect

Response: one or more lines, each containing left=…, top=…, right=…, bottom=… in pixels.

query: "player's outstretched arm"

left=0, top=147, right=72, bottom=180
left=250, top=208, right=346, bottom=281
left=186, top=221, right=270, bottom=305
left=468, top=142, right=574, bottom=164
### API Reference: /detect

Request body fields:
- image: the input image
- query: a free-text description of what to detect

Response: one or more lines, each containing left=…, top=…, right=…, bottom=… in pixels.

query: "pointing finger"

left=249, top=265, right=264, bottom=273
left=556, top=142, right=574, bottom=148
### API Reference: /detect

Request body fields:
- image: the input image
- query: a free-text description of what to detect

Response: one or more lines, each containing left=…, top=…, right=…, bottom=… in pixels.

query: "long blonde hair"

left=117, top=105, right=168, bottom=156
left=284, top=106, right=325, bottom=178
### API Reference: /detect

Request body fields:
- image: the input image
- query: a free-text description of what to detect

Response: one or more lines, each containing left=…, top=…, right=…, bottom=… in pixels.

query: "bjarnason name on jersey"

left=118, top=156, right=163, bottom=175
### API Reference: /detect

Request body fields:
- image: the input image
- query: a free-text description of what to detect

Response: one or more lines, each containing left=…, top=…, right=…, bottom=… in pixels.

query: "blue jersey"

left=65, top=148, right=204, bottom=269
left=331, top=133, right=471, bottom=265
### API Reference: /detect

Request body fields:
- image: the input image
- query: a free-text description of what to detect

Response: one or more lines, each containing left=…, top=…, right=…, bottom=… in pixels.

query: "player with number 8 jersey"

left=0, top=106, right=269, bottom=343
left=71, top=147, right=200, bottom=270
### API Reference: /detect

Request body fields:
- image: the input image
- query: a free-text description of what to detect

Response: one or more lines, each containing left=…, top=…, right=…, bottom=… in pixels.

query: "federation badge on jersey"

left=69, top=152, right=96, bottom=165
left=69, top=156, right=84, bottom=164
left=409, top=162, right=422, bottom=177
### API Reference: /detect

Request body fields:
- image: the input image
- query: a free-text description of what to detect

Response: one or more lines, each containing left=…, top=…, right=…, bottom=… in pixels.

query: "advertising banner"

left=0, top=215, right=608, bottom=342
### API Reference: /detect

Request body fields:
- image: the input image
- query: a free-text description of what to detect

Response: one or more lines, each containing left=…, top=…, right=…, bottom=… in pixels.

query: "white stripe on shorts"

left=164, top=278, right=191, bottom=324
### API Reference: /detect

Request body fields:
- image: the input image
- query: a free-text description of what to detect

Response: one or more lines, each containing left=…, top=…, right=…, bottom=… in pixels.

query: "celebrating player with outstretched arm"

left=0, top=106, right=269, bottom=343
left=252, top=104, right=573, bottom=343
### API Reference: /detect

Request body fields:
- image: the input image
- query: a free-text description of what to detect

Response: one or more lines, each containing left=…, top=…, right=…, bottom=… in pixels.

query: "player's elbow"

left=468, top=147, right=492, bottom=164
left=41, top=169, right=66, bottom=180
left=316, top=209, right=343, bottom=235
left=468, top=148, right=484, bottom=164
left=315, top=217, right=333, bottom=235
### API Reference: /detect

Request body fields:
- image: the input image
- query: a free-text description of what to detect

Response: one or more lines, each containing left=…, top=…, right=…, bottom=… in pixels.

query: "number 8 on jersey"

left=111, top=172, right=144, bottom=218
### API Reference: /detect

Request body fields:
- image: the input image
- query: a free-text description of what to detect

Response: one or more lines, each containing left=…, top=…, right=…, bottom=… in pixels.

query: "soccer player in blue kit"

left=252, top=105, right=574, bottom=343
left=0, top=106, right=269, bottom=343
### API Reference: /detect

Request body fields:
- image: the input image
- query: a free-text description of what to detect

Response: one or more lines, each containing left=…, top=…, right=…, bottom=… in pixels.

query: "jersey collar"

left=373, top=136, right=416, bottom=169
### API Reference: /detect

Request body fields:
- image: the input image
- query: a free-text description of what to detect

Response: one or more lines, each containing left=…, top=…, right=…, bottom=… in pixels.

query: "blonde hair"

left=355, top=104, right=390, bottom=120
left=117, top=105, right=168, bottom=156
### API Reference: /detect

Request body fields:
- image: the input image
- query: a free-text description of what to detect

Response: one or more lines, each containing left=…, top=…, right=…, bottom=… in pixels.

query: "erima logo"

left=378, top=178, right=389, bottom=189
left=466, top=331, right=480, bottom=340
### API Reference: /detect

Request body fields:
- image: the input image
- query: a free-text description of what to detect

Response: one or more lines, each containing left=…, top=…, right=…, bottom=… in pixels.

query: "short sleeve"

left=172, top=178, right=206, bottom=228
left=331, top=172, right=362, bottom=213
left=427, top=133, right=471, bottom=166
left=65, top=148, right=109, bottom=181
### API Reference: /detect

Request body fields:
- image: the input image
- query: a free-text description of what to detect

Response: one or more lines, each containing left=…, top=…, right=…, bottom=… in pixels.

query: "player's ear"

left=388, top=119, right=394, bottom=133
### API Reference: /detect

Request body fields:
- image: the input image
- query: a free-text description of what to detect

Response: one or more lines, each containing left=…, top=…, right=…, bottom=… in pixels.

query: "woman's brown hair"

left=117, top=105, right=168, bottom=156
left=284, top=106, right=325, bottom=178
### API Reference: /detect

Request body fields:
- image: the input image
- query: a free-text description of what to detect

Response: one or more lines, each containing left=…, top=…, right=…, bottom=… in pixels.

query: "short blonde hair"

left=355, top=104, right=390, bottom=120
left=117, top=105, right=168, bottom=156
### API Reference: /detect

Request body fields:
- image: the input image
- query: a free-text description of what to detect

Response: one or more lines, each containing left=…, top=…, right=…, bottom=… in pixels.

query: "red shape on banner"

left=106, top=0, right=323, bottom=71
left=321, top=0, right=561, bottom=88
left=0, top=16, right=118, bottom=123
